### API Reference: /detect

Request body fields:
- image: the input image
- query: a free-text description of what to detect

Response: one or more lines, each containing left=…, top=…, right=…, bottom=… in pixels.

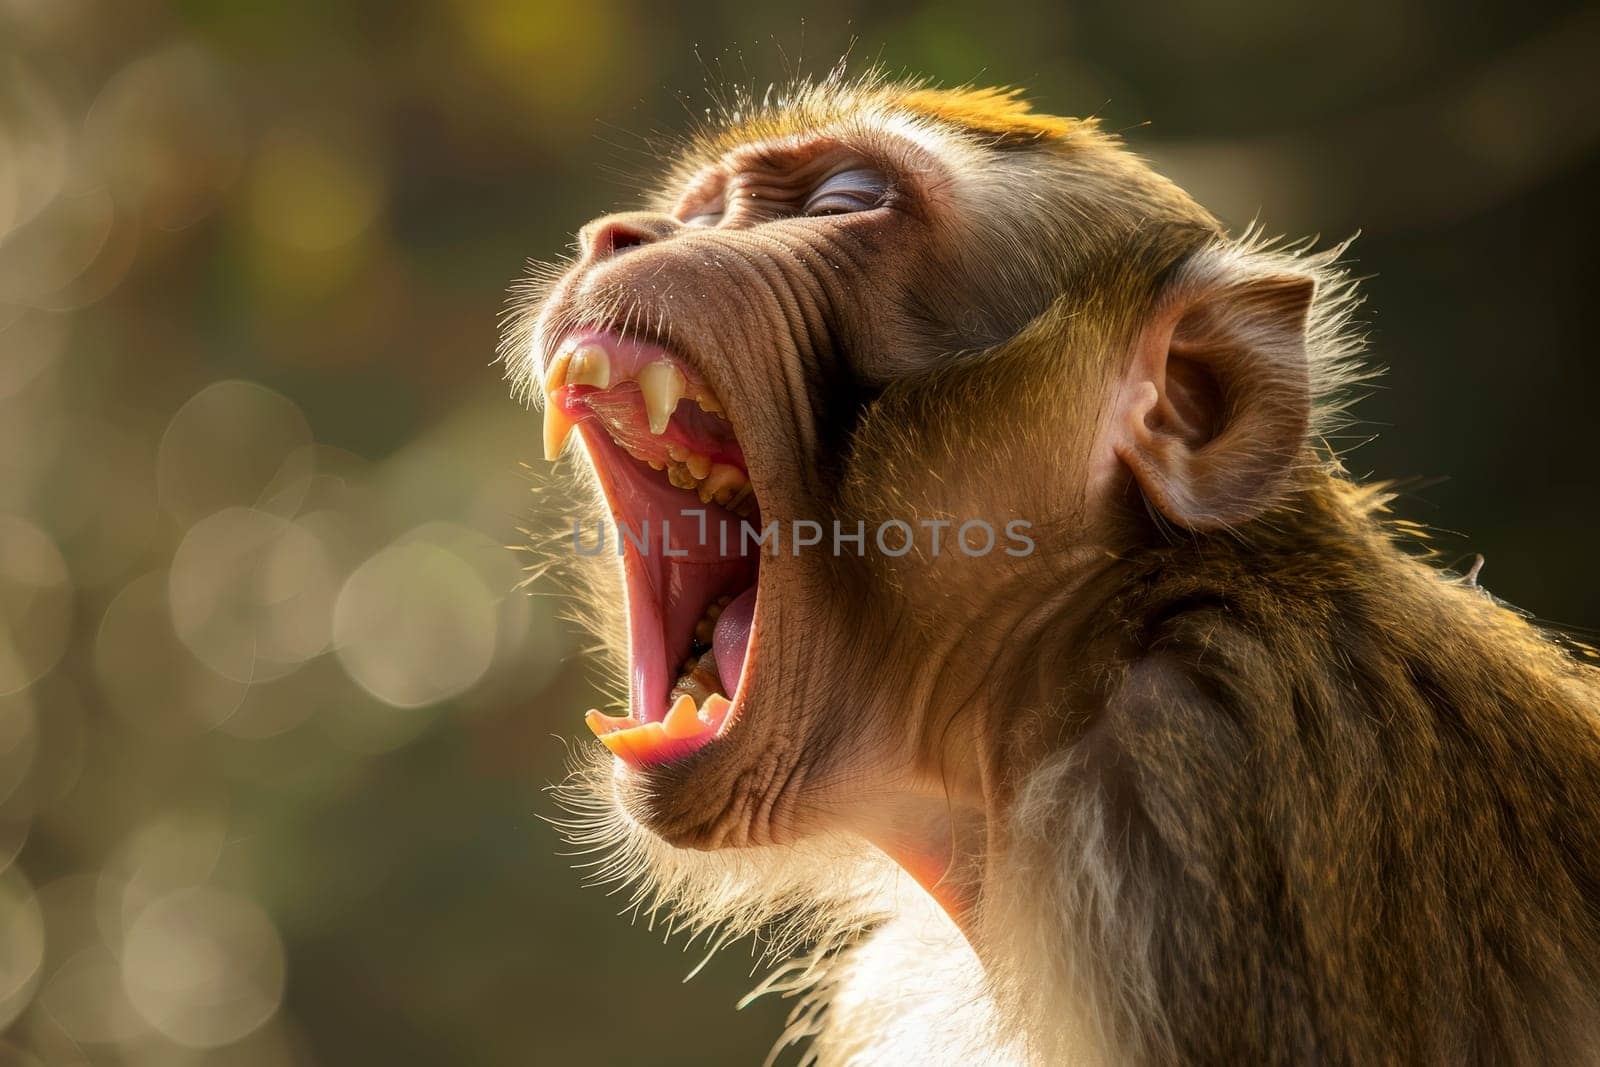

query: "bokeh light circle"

left=121, top=886, right=286, bottom=1049
left=156, top=381, right=313, bottom=525
left=0, top=690, right=37, bottom=813
left=40, top=948, right=147, bottom=1045
left=248, top=125, right=384, bottom=254
left=83, top=43, right=242, bottom=231
left=333, top=541, right=497, bottom=707
left=0, top=56, right=71, bottom=239
left=104, top=809, right=229, bottom=938
left=169, top=508, right=338, bottom=684
left=0, top=183, right=116, bottom=308
left=0, top=869, right=45, bottom=1031
left=94, top=572, right=247, bottom=734
left=0, top=515, right=73, bottom=696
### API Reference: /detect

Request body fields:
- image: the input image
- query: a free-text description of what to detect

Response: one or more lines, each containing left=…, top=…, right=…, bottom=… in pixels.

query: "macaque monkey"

left=506, top=74, right=1600, bottom=1064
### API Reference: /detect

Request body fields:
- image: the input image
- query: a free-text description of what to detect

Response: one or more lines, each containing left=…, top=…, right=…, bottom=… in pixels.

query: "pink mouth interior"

left=553, top=357, right=760, bottom=735
left=712, top=587, right=755, bottom=698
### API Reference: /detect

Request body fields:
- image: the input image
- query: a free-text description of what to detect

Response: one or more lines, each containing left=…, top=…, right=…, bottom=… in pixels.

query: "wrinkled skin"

left=527, top=94, right=1215, bottom=865
left=513, top=84, right=1600, bottom=1063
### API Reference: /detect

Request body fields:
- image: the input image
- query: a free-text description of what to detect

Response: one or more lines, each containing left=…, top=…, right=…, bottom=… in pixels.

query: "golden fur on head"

left=897, top=85, right=1093, bottom=142
left=514, top=70, right=1600, bottom=1064
left=654, top=69, right=1116, bottom=201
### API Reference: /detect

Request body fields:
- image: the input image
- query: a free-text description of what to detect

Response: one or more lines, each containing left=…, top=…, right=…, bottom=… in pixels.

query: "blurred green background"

left=0, top=0, right=1596, bottom=1063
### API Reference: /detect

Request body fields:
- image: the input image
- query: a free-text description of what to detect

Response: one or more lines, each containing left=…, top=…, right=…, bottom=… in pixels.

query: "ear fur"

left=1113, top=253, right=1316, bottom=531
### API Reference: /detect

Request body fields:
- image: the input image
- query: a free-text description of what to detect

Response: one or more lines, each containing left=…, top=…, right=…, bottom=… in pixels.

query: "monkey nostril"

left=580, top=212, right=684, bottom=261
left=586, top=221, right=655, bottom=259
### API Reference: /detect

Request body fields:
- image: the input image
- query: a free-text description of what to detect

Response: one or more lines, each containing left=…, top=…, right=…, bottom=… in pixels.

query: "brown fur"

left=973, top=476, right=1600, bottom=1063
left=508, top=73, right=1600, bottom=1064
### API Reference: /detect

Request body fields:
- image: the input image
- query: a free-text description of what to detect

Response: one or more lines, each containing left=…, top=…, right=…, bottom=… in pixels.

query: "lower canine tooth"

left=639, top=360, right=685, bottom=435
left=584, top=708, right=636, bottom=737
left=663, top=694, right=705, bottom=739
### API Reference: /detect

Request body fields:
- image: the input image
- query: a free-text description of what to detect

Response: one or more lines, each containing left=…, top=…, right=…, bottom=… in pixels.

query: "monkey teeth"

left=542, top=342, right=610, bottom=460
left=540, top=337, right=732, bottom=463
left=543, top=403, right=576, bottom=462
left=583, top=596, right=738, bottom=766
left=692, top=594, right=732, bottom=646
left=637, top=444, right=752, bottom=516
left=545, top=328, right=759, bottom=769
left=638, top=360, right=686, bottom=435
left=541, top=334, right=754, bottom=516
left=585, top=693, right=733, bottom=768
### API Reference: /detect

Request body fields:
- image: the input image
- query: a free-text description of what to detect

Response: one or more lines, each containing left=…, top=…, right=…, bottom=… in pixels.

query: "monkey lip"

left=542, top=328, right=762, bottom=769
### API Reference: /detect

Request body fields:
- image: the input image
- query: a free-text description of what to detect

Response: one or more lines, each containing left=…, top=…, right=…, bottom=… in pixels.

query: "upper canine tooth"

left=543, top=403, right=575, bottom=461
left=566, top=343, right=611, bottom=389
left=639, top=360, right=685, bottom=435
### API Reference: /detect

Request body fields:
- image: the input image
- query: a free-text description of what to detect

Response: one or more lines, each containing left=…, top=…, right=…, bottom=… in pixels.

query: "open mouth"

left=542, top=327, right=760, bottom=769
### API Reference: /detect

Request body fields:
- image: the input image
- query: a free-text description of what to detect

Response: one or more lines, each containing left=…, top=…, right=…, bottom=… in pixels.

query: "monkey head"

left=511, top=81, right=1321, bottom=892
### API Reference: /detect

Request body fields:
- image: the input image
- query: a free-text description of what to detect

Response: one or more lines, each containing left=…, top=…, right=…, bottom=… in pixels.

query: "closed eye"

left=803, top=166, right=887, bottom=218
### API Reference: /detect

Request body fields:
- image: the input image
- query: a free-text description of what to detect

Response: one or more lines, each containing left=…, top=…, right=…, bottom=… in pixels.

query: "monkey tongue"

left=710, top=587, right=756, bottom=696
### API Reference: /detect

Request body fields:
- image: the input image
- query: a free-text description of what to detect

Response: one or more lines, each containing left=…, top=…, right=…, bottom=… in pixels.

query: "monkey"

left=504, top=73, right=1600, bottom=1065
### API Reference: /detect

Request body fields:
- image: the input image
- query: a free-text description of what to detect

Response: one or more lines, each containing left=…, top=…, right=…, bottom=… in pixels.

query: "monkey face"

left=523, top=126, right=965, bottom=850
left=513, top=90, right=1228, bottom=853
left=502, top=85, right=1575, bottom=1066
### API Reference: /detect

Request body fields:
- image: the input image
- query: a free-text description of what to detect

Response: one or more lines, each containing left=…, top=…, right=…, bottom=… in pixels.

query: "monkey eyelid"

left=803, top=166, right=889, bottom=216
left=675, top=157, right=893, bottom=228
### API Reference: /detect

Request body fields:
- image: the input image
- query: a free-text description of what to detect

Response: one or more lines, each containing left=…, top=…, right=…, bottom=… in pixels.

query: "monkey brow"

left=685, top=82, right=1103, bottom=168
left=725, top=136, right=859, bottom=175
left=678, top=139, right=870, bottom=207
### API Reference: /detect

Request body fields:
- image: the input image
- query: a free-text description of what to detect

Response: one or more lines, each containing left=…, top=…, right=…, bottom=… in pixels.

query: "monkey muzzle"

left=542, top=327, right=760, bottom=768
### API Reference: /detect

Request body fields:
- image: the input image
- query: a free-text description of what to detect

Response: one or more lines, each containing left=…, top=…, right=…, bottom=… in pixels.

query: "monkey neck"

left=854, top=529, right=1127, bottom=934
left=873, top=470, right=1600, bottom=962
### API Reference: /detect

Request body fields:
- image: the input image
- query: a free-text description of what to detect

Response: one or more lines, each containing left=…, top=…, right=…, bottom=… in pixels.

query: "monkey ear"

left=1112, top=260, right=1316, bottom=531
